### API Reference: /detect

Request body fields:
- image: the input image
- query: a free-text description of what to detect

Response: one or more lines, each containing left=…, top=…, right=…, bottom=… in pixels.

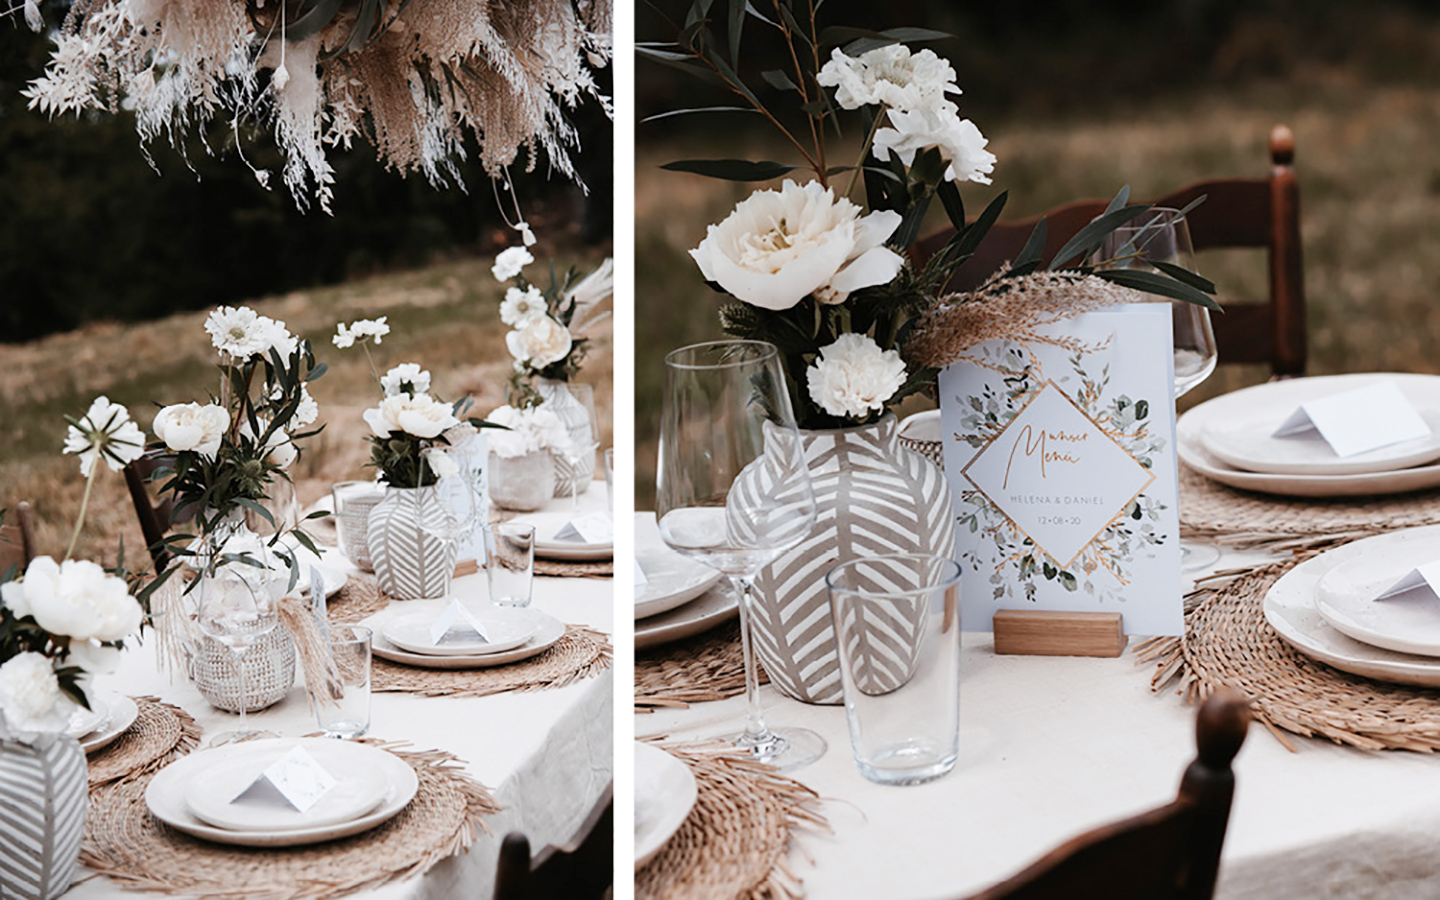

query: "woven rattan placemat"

left=82, top=741, right=499, bottom=900
left=372, top=625, right=612, bottom=699
left=535, top=558, right=613, bottom=577
left=636, top=742, right=827, bottom=900
left=1141, top=557, right=1440, bottom=752
left=1178, top=466, right=1440, bottom=550
left=87, top=697, right=200, bottom=787
left=636, top=621, right=769, bottom=713
left=326, top=574, right=389, bottom=623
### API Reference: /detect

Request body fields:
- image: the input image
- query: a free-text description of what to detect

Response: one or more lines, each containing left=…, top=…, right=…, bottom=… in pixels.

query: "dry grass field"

left=0, top=246, right=613, bottom=569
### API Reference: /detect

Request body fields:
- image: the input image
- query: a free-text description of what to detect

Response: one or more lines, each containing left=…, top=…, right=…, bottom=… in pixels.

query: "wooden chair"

left=0, top=501, right=38, bottom=575
left=123, top=448, right=180, bottom=572
left=494, top=783, right=613, bottom=900
left=916, top=124, right=1306, bottom=376
left=961, top=689, right=1251, bottom=900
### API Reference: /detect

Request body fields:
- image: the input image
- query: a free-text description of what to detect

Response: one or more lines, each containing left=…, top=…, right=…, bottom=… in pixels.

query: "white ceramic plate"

left=634, top=513, right=722, bottom=620
left=65, top=695, right=110, bottom=739
left=634, top=742, right=697, bottom=871
left=635, top=583, right=739, bottom=650
left=1263, top=525, right=1440, bottom=686
left=185, top=743, right=389, bottom=833
left=81, top=694, right=138, bottom=755
left=1313, top=542, right=1440, bottom=658
left=514, top=510, right=614, bottom=561
left=146, top=739, right=418, bottom=847
left=1180, top=374, right=1440, bottom=497
left=370, top=607, right=566, bottom=669
left=278, top=539, right=354, bottom=598
left=381, top=609, right=538, bottom=657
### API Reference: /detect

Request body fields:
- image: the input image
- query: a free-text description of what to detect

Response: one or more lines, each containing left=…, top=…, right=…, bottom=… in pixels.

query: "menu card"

left=437, top=432, right=489, bottom=563
left=938, top=302, right=1183, bottom=636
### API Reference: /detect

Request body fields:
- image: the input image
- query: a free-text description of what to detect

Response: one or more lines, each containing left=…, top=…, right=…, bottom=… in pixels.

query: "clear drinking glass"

left=656, top=340, right=824, bottom=770
left=484, top=522, right=536, bottom=607
left=603, top=448, right=615, bottom=510
left=827, top=554, right=963, bottom=785
left=1098, top=208, right=1221, bottom=570
left=314, top=624, right=372, bottom=739
left=561, top=391, right=602, bottom=510
left=195, top=562, right=282, bottom=746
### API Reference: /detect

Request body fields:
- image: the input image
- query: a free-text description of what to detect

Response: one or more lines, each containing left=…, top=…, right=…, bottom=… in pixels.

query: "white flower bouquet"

left=484, top=405, right=573, bottom=459
left=643, top=7, right=1217, bottom=428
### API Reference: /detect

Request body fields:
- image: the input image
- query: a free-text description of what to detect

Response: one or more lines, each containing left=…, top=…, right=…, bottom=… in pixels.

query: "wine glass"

left=1099, top=208, right=1221, bottom=570
left=656, top=340, right=825, bottom=770
left=561, top=391, right=602, bottom=510
left=195, top=548, right=283, bottom=746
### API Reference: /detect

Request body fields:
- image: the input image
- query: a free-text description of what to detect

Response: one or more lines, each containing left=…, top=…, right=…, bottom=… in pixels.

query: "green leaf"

left=908, top=146, right=948, bottom=186
left=640, top=106, right=758, bottom=123
left=285, top=0, right=346, bottom=43
left=235, top=498, right=275, bottom=528
left=1010, top=218, right=1047, bottom=275
left=1096, top=269, right=1224, bottom=311
left=744, top=2, right=778, bottom=27
left=1152, top=259, right=1217, bottom=294
left=1103, top=185, right=1130, bottom=217
left=1047, top=204, right=1152, bottom=271
left=727, top=0, right=745, bottom=69
left=762, top=69, right=799, bottom=91
left=953, top=191, right=1008, bottom=264
left=936, top=179, right=965, bottom=232
left=661, top=159, right=797, bottom=181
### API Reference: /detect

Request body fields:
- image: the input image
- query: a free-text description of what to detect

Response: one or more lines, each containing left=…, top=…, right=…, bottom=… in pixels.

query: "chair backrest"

left=0, top=501, right=38, bottom=576
left=916, top=125, right=1305, bottom=376
left=961, top=689, right=1250, bottom=900
left=123, top=448, right=179, bottom=572
left=494, top=783, right=613, bottom=900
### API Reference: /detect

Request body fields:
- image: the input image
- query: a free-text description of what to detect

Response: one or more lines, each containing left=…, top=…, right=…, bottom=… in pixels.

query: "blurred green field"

left=634, top=71, right=1440, bottom=507
left=0, top=246, right=613, bottom=568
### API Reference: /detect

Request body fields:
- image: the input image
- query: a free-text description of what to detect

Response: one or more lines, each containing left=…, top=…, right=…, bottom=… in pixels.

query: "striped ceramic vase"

left=740, top=414, right=956, bottom=705
left=0, top=734, right=86, bottom=900
left=366, top=485, right=458, bottom=600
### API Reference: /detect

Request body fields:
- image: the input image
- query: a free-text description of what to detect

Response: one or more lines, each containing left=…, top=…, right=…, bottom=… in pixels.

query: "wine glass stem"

left=232, top=643, right=251, bottom=736
left=732, top=573, right=773, bottom=746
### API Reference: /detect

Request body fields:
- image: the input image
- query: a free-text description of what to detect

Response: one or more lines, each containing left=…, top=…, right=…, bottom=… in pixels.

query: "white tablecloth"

left=70, top=485, right=613, bottom=900
left=638, top=547, right=1440, bottom=900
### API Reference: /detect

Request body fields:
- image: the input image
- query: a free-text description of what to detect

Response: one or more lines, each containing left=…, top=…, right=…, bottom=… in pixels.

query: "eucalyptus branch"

left=774, top=0, right=823, bottom=183
left=844, top=109, right=888, bottom=199
left=689, top=48, right=821, bottom=175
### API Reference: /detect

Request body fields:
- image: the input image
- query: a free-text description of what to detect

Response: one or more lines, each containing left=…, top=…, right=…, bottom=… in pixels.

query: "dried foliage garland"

left=23, top=0, right=612, bottom=212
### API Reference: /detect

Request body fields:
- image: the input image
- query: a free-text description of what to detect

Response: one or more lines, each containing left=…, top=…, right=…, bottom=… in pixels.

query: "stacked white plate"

left=145, top=738, right=419, bottom=847
left=1264, top=525, right=1440, bottom=687
left=370, top=604, right=567, bottom=669
left=634, top=513, right=736, bottom=650
left=510, top=509, right=614, bottom=561
left=1179, top=373, right=1440, bottom=497
left=634, top=742, right=697, bottom=870
left=67, top=691, right=140, bottom=755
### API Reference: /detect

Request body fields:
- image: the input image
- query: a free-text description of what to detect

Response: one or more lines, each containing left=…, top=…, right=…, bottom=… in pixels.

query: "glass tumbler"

left=314, top=624, right=372, bottom=739
left=484, top=522, right=536, bottom=608
left=826, top=554, right=962, bottom=785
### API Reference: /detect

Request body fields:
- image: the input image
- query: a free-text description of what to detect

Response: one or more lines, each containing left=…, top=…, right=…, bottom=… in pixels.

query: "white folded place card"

left=429, top=598, right=491, bottom=645
left=1272, top=381, right=1430, bottom=458
left=231, top=746, right=336, bottom=813
left=554, top=512, right=614, bottom=544
left=1375, top=560, right=1440, bottom=603
left=634, top=558, right=649, bottom=588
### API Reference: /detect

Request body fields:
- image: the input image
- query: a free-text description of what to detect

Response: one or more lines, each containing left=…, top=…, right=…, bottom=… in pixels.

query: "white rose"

left=805, top=333, right=907, bottom=420
left=491, top=246, right=535, bottom=282
left=1, top=556, right=142, bottom=643
left=363, top=393, right=460, bottom=440
left=689, top=180, right=905, bottom=310
left=422, top=447, right=460, bottom=479
left=0, top=653, right=75, bottom=742
left=506, top=316, right=573, bottom=368
left=62, top=395, right=146, bottom=477
left=499, top=286, right=548, bottom=327
left=153, top=402, right=229, bottom=460
left=381, top=363, right=432, bottom=398
left=816, top=44, right=962, bottom=113
left=873, top=107, right=996, bottom=185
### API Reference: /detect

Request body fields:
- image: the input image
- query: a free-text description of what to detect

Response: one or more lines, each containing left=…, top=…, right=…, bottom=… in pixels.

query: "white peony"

left=873, top=107, right=996, bottom=185
left=506, top=316, right=574, bottom=368
left=689, top=180, right=905, bottom=310
left=205, top=306, right=295, bottom=360
left=499, top=286, right=548, bottom=327
left=0, top=653, right=75, bottom=743
left=381, top=363, right=432, bottom=397
left=486, top=405, right=572, bottom=458
left=66, top=640, right=121, bottom=675
left=491, top=246, right=535, bottom=281
left=153, top=402, right=229, bottom=460
left=333, top=317, right=389, bottom=349
left=805, top=333, right=907, bottom=420
left=817, top=44, right=961, bottom=113
left=363, top=393, right=460, bottom=440
left=62, top=395, right=146, bottom=477
left=422, top=447, right=460, bottom=479
left=1, top=556, right=143, bottom=643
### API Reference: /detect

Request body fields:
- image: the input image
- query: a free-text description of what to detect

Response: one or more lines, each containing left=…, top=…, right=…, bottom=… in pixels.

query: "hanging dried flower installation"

left=20, top=0, right=612, bottom=212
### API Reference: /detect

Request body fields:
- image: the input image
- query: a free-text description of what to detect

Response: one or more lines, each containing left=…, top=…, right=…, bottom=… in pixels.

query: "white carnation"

left=293, top=385, right=319, bottom=427
left=0, top=653, right=75, bottom=743
left=1, top=556, right=143, bottom=643
left=816, top=44, right=961, bottom=113
left=506, top=316, right=573, bottom=368
left=499, top=285, right=548, bottom=327
left=381, top=363, right=432, bottom=397
left=491, top=246, right=535, bottom=282
left=805, top=333, right=907, bottom=420
left=363, top=393, right=460, bottom=440
left=333, top=317, right=390, bottom=349
left=62, top=395, right=146, bottom=477
left=690, top=180, right=904, bottom=310
left=486, top=405, right=572, bottom=458
left=873, top=107, right=996, bottom=185
left=153, top=402, right=229, bottom=460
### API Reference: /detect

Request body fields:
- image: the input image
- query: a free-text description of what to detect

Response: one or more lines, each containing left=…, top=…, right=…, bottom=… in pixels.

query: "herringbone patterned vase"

left=0, top=735, right=86, bottom=900
left=367, top=485, right=458, bottom=600
left=739, top=414, right=955, bottom=705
